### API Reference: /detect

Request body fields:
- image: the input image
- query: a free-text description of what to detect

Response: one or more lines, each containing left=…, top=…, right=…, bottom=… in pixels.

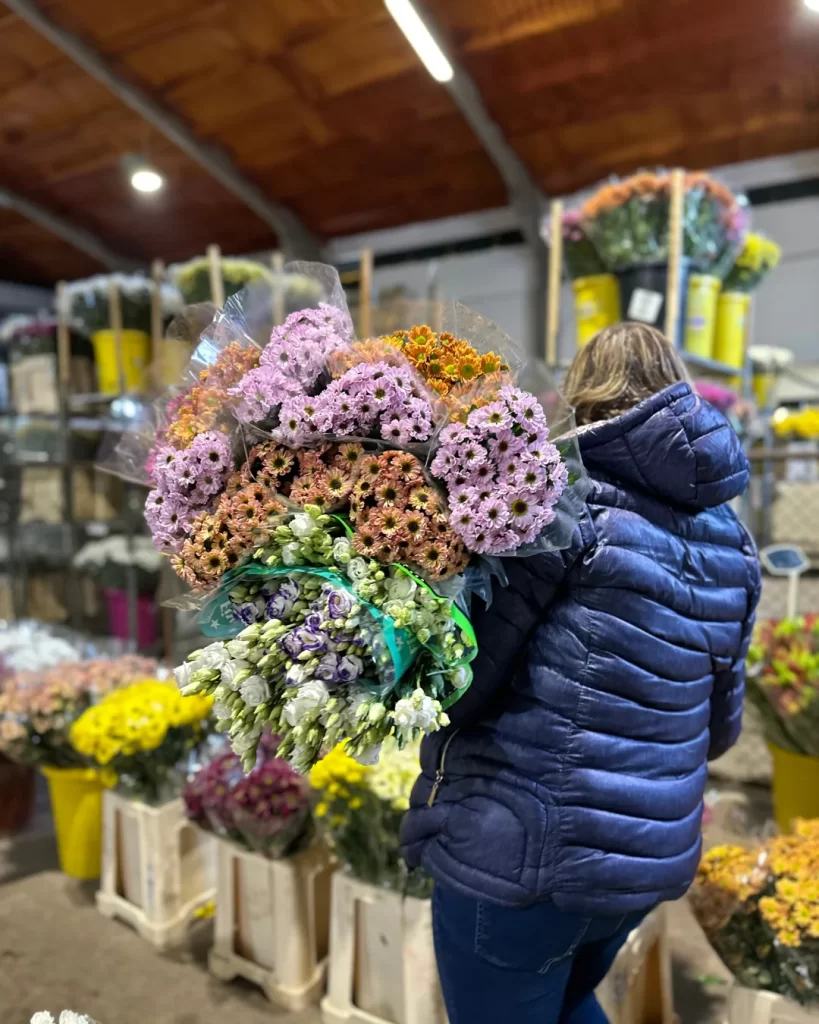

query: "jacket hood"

left=576, top=382, right=749, bottom=509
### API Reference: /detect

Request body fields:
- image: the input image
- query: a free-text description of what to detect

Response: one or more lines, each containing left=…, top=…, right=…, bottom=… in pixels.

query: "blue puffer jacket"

left=401, top=383, right=761, bottom=916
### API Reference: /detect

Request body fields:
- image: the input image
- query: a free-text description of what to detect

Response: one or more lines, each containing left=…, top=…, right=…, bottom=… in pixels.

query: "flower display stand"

left=321, top=873, right=447, bottom=1024
left=96, top=791, right=216, bottom=949
left=727, top=986, right=819, bottom=1024
left=595, top=907, right=675, bottom=1024
left=208, top=837, right=335, bottom=1010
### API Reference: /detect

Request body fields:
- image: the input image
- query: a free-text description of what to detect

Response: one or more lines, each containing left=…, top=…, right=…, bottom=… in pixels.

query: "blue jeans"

left=432, top=885, right=646, bottom=1024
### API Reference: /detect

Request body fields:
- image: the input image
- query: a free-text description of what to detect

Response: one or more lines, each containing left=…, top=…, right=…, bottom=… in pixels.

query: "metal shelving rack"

left=544, top=168, right=754, bottom=397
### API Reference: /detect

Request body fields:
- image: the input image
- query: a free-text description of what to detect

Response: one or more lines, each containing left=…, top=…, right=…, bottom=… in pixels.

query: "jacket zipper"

left=427, top=729, right=459, bottom=807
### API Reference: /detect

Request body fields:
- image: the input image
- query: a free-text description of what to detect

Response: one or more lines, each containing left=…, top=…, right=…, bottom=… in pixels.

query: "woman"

left=401, top=323, right=761, bottom=1024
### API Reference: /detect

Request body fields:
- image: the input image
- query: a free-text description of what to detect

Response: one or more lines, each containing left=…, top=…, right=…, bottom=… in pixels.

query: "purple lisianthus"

left=315, top=653, right=340, bottom=683
left=337, top=654, right=364, bottom=682
left=326, top=586, right=355, bottom=619
left=267, top=592, right=294, bottom=620
left=235, top=601, right=261, bottom=626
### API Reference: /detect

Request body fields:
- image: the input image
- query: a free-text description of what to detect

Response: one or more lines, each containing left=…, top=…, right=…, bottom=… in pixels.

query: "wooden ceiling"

left=0, top=0, right=817, bottom=285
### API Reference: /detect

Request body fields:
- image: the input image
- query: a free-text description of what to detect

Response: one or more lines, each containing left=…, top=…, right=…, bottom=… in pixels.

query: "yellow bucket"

left=769, top=745, right=819, bottom=833
left=572, top=274, right=621, bottom=348
left=684, top=274, right=721, bottom=359
left=713, top=292, right=751, bottom=369
left=91, top=329, right=151, bottom=394
left=41, top=766, right=105, bottom=879
left=158, top=337, right=193, bottom=387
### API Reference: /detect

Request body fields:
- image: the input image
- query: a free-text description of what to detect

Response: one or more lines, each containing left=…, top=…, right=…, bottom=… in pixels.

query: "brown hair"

left=562, top=322, right=689, bottom=427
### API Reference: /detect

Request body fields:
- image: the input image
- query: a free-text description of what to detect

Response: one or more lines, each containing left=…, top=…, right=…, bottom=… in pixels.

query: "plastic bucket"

left=769, top=744, right=819, bottom=833
left=713, top=292, right=751, bottom=370
left=91, top=329, right=150, bottom=394
left=572, top=274, right=621, bottom=347
left=104, top=589, right=158, bottom=648
left=41, top=766, right=105, bottom=879
left=615, top=259, right=691, bottom=347
left=0, top=754, right=35, bottom=833
left=684, top=274, right=721, bottom=359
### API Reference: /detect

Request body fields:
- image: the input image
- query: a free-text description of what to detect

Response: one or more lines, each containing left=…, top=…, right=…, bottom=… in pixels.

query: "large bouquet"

left=581, top=170, right=747, bottom=272
left=183, top=734, right=311, bottom=858
left=109, top=265, right=586, bottom=771
left=746, top=616, right=819, bottom=757
left=691, top=821, right=819, bottom=1004
left=70, top=679, right=212, bottom=804
left=310, top=738, right=428, bottom=896
left=0, top=655, right=157, bottom=768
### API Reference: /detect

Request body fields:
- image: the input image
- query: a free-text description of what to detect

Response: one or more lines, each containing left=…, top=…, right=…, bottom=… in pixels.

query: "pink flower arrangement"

left=184, top=737, right=311, bottom=858
left=430, top=385, right=567, bottom=554
left=0, top=655, right=158, bottom=768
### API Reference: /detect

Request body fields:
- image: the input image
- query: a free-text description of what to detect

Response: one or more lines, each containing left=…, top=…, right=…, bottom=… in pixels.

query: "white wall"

left=326, top=150, right=819, bottom=366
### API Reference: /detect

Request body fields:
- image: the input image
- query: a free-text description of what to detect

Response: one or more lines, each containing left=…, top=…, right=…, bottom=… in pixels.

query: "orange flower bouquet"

left=691, top=821, right=819, bottom=1004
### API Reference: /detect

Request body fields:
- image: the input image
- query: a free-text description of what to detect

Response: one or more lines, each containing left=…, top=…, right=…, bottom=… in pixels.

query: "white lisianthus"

left=213, top=701, right=232, bottom=721
left=286, top=662, right=306, bottom=686
left=290, top=513, right=314, bottom=539
left=232, top=725, right=262, bottom=755
left=346, top=557, right=369, bottom=583
left=226, top=638, right=251, bottom=660
left=282, top=542, right=302, bottom=566
left=221, top=658, right=251, bottom=691
left=448, top=664, right=471, bottom=689
left=193, top=643, right=230, bottom=671
left=332, top=537, right=352, bottom=564
left=283, top=679, right=329, bottom=727
left=387, top=574, right=417, bottom=601
left=392, top=698, right=416, bottom=732
left=415, top=694, right=441, bottom=730
left=173, top=661, right=194, bottom=691
left=30, top=1015, right=55, bottom=1024
left=239, top=675, right=269, bottom=707
left=354, top=744, right=382, bottom=766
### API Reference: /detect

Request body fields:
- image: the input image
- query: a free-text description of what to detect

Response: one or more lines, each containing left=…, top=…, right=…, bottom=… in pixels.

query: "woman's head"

left=562, top=322, right=689, bottom=427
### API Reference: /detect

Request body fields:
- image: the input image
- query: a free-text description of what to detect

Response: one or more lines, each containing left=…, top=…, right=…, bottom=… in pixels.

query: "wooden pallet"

left=208, top=837, right=335, bottom=1011
left=321, top=874, right=447, bottom=1024
left=96, top=791, right=216, bottom=950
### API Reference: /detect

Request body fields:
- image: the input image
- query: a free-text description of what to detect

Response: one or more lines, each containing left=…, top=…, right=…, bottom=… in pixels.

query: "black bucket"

left=615, top=258, right=691, bottom=346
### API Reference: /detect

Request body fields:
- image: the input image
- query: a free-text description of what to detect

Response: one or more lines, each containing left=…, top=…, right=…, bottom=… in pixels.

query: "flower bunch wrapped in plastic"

left=176, top=506, right=475, bottom=772
left=70, top=679, right=212, bottom=804
left=184, top=734, right=311, bottom=858
left=32, top=1013, right=96, bottom=1024
left=746, top=616, right=819, bottom=757
left=0, top=655, right=158, bottom=768
left=104, top=265, right=585, bottom=771
left=309, top=738, right=429, bottom=896
left=691, top=820, right=819, bottom=1004
left=580, top=170, right=747, bottom=272
left=540, top=210, right=606, bottom=280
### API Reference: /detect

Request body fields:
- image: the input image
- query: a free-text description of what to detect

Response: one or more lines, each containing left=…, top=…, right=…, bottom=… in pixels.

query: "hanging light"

left=130, top=166, right=164, bottom=193
left=384, top=0, right=453, bottom=83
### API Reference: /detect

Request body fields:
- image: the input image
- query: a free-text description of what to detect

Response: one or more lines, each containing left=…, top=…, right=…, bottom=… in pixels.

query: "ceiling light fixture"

left=805, top=0, right=819, bottom=11
left=130, top=166, right=164, bottom=193
left=384, top=0, right=453, bottom=83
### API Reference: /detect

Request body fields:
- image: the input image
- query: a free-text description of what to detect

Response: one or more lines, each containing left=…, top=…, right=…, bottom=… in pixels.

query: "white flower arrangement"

left=175, top=507, right=474, bottom=772
left=73, top=536, right=163, bottom=573
left=31, top=1012, right=96, bottom=1024
left=0, top=622, right=81, bottom=674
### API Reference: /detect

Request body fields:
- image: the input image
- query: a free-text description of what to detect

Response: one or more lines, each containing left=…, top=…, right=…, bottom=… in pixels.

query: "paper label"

left=627, top=289, right=664, bottom=324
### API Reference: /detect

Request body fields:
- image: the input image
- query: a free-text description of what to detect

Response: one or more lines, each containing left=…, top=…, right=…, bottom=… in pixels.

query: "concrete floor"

left=0, top=777, right=757, bottom=1024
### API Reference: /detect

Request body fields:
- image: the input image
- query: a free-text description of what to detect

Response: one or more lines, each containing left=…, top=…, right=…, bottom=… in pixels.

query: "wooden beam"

left=546, top=199, right=563, bottom=367
left=0, top=186, right=139, bottom=271
left=4, top=0, right=321, bottom=260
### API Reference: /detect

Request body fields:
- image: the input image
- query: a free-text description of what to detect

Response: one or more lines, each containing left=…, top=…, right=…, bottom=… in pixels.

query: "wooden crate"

left=728, top=987, right=819, bottom=1024
left=595, top=906, right=675, bottom=1024
left=208, top=837, right=335, bottom=1011
left=96, top=791, right=216, bottom=950
left=321, top=874, right=447, bottom=1024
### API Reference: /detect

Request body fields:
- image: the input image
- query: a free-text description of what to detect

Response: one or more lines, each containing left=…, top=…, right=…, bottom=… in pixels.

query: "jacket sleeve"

left=446, top=517, right=594, bottom=729
left=707, top=533, right=762, bottom=761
